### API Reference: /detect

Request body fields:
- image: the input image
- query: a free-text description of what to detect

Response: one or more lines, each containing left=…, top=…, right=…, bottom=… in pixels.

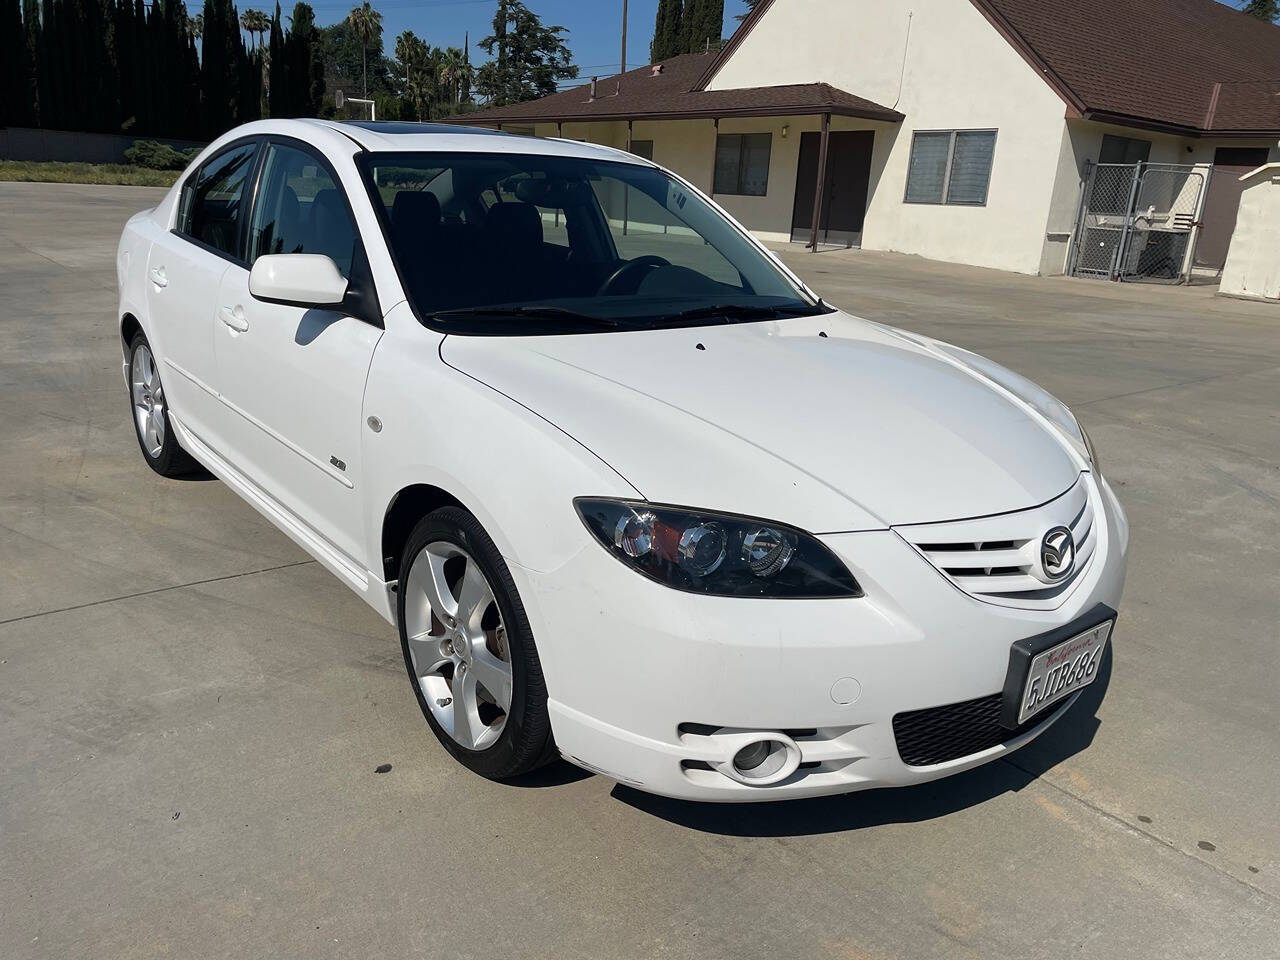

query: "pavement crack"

left=0, top=560, right=317, bottom=626
left=1001, top=754, right=1280, bottom=905
left=1075, top=364, right=1280, bottom=408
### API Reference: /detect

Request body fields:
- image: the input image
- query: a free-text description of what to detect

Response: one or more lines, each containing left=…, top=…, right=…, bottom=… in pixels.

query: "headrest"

left=483, top=201, right=543, bottom=249
left=393, top=190, right=442, bottom=227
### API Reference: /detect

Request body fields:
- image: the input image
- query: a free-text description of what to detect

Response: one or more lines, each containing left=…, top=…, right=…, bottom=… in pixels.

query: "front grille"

left=892, top=693, right=1044, bottom=767
left=897, top=476, right=1099, bottom=611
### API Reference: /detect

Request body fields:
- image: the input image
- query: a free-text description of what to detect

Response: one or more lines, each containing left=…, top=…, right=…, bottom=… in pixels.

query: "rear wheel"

left=397, top=507, right=555, bottom=779
left=127, top=331, right=201, bottom=477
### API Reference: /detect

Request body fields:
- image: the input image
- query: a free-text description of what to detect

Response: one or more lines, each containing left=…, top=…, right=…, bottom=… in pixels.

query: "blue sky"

left=297, top=0, right=1260, bottom=87
left=302, top=0, right=753, bottom=81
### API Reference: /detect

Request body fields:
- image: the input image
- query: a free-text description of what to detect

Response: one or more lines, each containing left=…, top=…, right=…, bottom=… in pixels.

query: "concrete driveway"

left=2, top=181, right=1278, bottom=960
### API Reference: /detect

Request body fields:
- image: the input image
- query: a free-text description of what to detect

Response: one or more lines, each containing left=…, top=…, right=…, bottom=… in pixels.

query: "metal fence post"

left=1066, top=160, right=1094, bottom=278
left=1114, top=162, right=1143, bottom=281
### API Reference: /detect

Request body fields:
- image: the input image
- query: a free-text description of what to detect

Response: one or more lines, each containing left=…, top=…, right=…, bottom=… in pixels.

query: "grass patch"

left=0, top=160, right=179, bottom=187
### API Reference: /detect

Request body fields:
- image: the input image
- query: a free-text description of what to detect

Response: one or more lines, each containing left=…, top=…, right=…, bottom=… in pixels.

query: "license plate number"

left=1018, top=621, right=1112, bottom=724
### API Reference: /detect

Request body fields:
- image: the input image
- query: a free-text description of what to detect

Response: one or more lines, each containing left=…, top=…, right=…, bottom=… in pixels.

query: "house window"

left=713, top=133, right=771, bottom=196
left=904, top=129, right=997, bottom=205
left=1099, top=134, right=1151, bottom=165
left=630, top=139, right=654, bottom=160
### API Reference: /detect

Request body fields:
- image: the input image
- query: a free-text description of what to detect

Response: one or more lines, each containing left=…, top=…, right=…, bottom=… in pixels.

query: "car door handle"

left=148, top=267, right=168, bottom=288
left=219, top=305, right=249, bottom=333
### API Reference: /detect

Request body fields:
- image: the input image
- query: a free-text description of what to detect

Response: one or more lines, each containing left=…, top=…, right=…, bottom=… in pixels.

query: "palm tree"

left=347, top=1, right=382, bottom=98
left=395, top=30, right=432, bottom=120
left=241, top=8, right=269, bottom=50
left=187, top=13, right=204, bottom=39
left=439, top=46, right=468, bottom=106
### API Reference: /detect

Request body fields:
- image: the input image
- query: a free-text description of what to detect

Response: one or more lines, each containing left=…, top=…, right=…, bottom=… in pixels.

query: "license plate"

left=1015, top=620, right=1112, bottom=725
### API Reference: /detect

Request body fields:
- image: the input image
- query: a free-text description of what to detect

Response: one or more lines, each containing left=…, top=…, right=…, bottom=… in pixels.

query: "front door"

left=791, top=130, right=875, bottom=247
left=1197, top=147, right=1271, bottom=271
left=210, top=140, right=382, bottom=571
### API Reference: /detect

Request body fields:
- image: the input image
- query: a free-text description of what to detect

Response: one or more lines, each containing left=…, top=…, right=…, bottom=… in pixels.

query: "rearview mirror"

left=249, top=254, right=349, bottom=309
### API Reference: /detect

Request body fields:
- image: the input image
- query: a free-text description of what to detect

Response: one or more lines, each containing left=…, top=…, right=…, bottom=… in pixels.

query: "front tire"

left=127, top=331, right=201, bottom=477
left=397, top=507, right=555, bottom=780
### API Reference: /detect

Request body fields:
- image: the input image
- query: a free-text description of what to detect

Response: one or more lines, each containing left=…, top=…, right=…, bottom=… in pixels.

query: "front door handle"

left=148, top=267, right=168, bottom=288
left=219, top=305, right=249, bottom=333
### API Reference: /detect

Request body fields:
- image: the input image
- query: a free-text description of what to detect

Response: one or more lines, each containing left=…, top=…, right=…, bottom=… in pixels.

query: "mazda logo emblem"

left=1039, top=526, right=1075, bottom=582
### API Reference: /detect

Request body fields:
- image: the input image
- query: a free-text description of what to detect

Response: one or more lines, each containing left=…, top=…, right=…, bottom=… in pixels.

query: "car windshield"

left=359, top=150, right=827, bottom=333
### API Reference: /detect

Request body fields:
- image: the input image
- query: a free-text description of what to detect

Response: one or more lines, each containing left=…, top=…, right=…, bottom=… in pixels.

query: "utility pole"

left=620, top=0, right=628, bottom=74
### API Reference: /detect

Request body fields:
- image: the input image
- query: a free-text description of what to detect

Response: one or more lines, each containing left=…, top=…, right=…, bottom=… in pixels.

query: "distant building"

left=451, top=0, right=1280, bottom=276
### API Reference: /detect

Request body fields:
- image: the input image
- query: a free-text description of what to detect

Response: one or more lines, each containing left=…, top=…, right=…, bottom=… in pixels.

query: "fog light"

left=733, top=740, right=771, bottom=771
left=732, top=739, right=788, bottom=780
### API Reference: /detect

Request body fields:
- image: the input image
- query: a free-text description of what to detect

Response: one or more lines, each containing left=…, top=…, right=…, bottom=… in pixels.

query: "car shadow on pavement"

left=609, top=648, right=1112, bottom=837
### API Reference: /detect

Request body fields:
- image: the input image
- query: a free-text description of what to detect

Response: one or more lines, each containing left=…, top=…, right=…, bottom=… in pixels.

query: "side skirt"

left=169, top=412, right=397, bottom=625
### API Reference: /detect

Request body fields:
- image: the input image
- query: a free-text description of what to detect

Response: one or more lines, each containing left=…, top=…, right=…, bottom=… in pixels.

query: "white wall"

left=705, top=0, right=1072, bottom=274
left=1221, top=164, right=1280, bottom=300
left=1039, top=120, right=1279, bottom=275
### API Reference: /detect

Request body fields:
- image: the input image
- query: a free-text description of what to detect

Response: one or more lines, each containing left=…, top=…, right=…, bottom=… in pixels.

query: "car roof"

left=296, top=118, right=649, bottom=166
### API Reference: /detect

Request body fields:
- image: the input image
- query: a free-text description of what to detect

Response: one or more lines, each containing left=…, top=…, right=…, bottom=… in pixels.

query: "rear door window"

left=179, top=141, right=259, bottom=260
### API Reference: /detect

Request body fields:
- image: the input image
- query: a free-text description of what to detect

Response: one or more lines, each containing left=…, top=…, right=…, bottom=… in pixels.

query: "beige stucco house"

left=452, top=0, right=1280, bottom=276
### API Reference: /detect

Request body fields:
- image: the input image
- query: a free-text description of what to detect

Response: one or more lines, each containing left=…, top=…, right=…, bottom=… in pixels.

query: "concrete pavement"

left=2, top=181, right=1278, bottom=959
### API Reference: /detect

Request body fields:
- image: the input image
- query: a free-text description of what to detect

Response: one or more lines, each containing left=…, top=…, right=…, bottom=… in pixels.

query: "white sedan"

left=116, top=119, right=1127, bottom=801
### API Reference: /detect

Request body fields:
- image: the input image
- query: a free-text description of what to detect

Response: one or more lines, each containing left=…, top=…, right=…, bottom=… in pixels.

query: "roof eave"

left=1081, top=109, right=1280, bottom=140
left=442, top=103, right=905, bottom=125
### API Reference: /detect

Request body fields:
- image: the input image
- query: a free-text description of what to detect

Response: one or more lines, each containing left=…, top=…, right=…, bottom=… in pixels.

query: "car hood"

left=440, top=311, right=1081, bottom=531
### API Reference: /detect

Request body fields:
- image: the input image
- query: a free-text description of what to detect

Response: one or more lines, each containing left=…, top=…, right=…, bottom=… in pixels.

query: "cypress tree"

left=114, top=0, right=137, bottom=129
left=201, top=0, right=248, bottom=136
left=650, top=0, right=682, bottom=61
left=681, top=0, right=723, bottom=55
left=1, top=0, right=38, bottom=126
left=268, top=1, right=287, bottom=116
left=287, top=1, right=323, bottom=116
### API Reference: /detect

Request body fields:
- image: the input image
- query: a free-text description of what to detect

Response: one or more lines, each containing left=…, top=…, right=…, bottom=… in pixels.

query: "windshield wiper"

left=430, top=305, right=622, bottom=329
left=663, top=303, right=791, bottom=325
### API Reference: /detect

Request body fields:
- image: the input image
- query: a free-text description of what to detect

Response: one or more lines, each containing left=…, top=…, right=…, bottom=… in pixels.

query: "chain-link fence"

left=1069, top=162, right=1207, bottom=283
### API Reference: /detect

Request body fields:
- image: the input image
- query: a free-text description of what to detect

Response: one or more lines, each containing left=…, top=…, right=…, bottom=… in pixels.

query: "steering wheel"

left=596, top=255, right=670, bottom=296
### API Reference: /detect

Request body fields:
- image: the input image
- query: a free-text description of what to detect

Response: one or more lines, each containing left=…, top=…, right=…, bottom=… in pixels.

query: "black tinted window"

left=248, top=143, right=357, bottom=275
left=181, top=142, right=258, bottom=259
left=362, top=151, right=818, bottom=331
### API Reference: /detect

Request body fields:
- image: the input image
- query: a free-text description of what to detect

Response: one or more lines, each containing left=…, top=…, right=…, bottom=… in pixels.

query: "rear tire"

left=126, top=331, right=202, bottom=478
left=397, top=507, right=556, bottom=780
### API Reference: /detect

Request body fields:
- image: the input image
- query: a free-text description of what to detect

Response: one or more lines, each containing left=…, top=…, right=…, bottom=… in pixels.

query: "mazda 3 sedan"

left=116, top=120, right=1127, bottom=801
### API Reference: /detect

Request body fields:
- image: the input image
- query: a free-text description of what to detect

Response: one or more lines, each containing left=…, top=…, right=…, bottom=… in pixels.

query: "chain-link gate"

left=1069, top=162, right=1207, bottom=283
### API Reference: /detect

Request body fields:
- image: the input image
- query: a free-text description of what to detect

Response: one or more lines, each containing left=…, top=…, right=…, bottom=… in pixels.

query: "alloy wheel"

left=131, top=343, right=166, bottom=458
left=402, top=542, right=514, bottom=751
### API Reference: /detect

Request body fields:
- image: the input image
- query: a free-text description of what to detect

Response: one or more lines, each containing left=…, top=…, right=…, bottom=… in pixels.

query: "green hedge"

left=123, top=139, right=201, bottom=171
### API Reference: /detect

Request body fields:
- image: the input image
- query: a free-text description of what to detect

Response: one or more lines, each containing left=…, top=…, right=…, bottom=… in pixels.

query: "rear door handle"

left=148, top=267, right=168, bottom=288
left=219, top=305, right=249, bottom=333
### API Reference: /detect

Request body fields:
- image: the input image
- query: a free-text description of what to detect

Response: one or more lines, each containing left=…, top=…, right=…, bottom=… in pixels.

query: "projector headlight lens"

left=577, top=499, right=862, bottom=599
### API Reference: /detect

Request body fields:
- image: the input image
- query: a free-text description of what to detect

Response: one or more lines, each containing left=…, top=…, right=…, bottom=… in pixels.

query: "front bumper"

left=513, top=475, right=1128, bottom=802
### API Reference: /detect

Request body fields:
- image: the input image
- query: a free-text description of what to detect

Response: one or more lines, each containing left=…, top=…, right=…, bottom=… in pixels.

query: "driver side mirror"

left=249, top=254, right=349, bottom=309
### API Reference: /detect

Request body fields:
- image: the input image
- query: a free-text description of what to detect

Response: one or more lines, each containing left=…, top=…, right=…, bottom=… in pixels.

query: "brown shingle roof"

left=447, top=52, right=904, bottom=126
left=696, top=0, right=1280, bottom=137
left=973, top=0, right=1280, bottom=135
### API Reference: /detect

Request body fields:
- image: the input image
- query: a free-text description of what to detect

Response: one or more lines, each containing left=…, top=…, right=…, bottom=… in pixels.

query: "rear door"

left=209, top=138, right=382, bottom=571
left=145, top=139, right=261, bottom=442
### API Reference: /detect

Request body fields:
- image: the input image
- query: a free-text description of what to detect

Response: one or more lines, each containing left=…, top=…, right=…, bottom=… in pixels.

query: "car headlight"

left=913, top=335, right=1101, bottom=476
left=575, top=499, right=863, bottom=599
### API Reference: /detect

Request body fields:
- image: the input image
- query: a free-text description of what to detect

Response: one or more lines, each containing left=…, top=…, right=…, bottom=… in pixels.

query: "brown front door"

left=1196, top=147, right=1271, bottom=270
left=791, top=130, right=875, bottom=246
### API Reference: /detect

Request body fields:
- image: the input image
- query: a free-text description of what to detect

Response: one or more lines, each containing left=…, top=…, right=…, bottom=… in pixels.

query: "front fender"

left=361, top=307, right=640, bottom=580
